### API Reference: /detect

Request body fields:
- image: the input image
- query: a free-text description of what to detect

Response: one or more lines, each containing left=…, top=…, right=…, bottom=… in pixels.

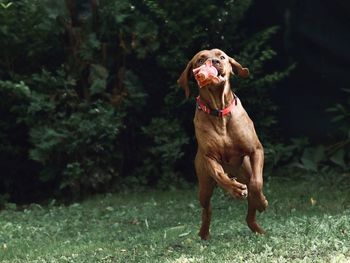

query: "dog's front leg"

left=204, top=155, right=248, bottom=199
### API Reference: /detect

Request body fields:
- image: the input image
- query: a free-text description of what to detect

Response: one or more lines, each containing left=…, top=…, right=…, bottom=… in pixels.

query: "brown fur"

left=178, top=49, right=268, bottom=240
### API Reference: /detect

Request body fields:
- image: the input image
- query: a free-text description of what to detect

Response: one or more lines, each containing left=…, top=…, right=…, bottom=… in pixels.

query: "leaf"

left=144, top=219, right=149, bottom=229
left=115, top=14, right=129, bottom=24
left=1, top=2, right=13, bottom=9
left=300, top=158, right=317, bottom=172
left=330, top=148, right=346, bottom=168
left=300, top=148, right=318, bottom=171
left=325, top=107, right=338, bottom=113
left=310, top=197, right=317, bottom=206
left=313, top=145, right=325, bottom=163
left=89, top=64, right=108, bottom=95
left=331, top=115, right=345, bottom=122
left=178, top=231, right=191, bottom=237
left=299, top=146, right=325, bottom=172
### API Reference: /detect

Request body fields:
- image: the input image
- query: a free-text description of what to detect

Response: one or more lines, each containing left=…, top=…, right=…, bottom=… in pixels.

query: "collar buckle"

left=210, top=109, right=222, bottom=117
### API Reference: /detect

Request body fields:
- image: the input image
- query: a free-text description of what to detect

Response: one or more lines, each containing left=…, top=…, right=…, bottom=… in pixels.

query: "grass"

left=0, top=177, right=350, bottom=263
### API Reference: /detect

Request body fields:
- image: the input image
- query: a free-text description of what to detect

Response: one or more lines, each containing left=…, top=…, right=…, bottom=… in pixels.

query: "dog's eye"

left=220, top=55, right=226, bottom=60
left=198, top=58, right=205, bottom=64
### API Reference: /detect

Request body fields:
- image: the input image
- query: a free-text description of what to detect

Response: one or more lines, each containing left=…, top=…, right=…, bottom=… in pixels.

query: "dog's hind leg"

left=198, top=175, right=215, bottom=240
left=246, top=201, right=265, bottom=234
left=236, top=156, right=267, bottom=234
left=195, top=154, right=216, bottom=240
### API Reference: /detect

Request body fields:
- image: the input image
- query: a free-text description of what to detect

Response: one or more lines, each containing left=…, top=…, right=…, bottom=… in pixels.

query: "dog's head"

left=177, top=49, right=249, bottom=98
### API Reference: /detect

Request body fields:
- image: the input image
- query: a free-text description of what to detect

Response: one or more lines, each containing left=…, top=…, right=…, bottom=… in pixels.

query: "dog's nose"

left=211, top=58, right=220, bottom=65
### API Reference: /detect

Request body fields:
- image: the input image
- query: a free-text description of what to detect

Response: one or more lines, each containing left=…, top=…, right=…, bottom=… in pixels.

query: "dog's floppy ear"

left=177, top=61, right=193, bottom=98
left=229, top=57, right=249, bottom=78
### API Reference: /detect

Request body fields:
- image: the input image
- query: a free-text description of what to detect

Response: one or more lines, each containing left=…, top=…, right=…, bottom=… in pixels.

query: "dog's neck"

left=198, top=81, right=234, bottom=110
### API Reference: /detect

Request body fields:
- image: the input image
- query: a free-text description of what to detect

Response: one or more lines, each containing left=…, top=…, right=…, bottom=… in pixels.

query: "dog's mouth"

left=210, top=62, right=228, bottom=79
left=213, top=66, right=228, bottom=83
left=192, top=61, right=227, bottom=88
left=215, top=67, right=226, bottom=78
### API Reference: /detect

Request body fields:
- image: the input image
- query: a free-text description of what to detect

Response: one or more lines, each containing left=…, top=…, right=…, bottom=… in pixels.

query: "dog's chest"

left=194, top=110, right=256, bottom=158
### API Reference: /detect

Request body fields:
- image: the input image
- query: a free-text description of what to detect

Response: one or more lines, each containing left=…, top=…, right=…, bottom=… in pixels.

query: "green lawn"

left=0, top=178, right=350, bottom=263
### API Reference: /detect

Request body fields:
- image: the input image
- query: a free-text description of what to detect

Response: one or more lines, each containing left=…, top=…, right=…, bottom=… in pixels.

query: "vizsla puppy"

left=177, top=49, right=268, bottom=240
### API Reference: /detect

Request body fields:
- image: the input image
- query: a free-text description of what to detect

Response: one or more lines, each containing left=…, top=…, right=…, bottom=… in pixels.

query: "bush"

left=0, top=80, right=37, bottom=205
left=133, top=117, right=189, bottom=188
left=25, top=69, right=125, bottom=197
left=0, top=0, right=292, bottom=202
left=264, top=95, right=350, bottom=184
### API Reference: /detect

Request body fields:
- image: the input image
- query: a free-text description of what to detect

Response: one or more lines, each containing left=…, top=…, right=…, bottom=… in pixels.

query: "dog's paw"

left=257, top=197, right=268, bottom=212
left=199, top=228, right=210, bottom=240
left=246, top=219, right=266, bottom=234
left=249, top=192, right=268, bottom=212
left=230, top=179, right=248, bottom=200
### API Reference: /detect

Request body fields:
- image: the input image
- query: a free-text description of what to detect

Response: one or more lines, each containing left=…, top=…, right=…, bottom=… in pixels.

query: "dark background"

left=249, top=0, right=350, bottom=140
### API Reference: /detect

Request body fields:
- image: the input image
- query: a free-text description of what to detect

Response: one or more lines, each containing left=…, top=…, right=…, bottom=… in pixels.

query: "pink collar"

left=196, top=95, right=237, bottom=117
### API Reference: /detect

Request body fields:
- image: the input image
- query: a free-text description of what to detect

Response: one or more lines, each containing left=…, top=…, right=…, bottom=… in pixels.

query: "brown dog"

left=177, top=49, right=268, bottom=240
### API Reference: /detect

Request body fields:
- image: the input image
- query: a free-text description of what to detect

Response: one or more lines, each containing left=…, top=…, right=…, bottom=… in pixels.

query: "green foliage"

left=0, top=79, right=36, bottom=206
left=0, top=0, right=292, bottom=201
left=266, top=137, right=349, bottom=185
left=237, top=27, right=295, bottom=137
left=326, top=88, right=350, bottom=143
left=0, top=0, right=63, bottom=75
left=99, top=0, right=159, bottom=58
left=291, top=91, right=350, bottom=181
left=134, top=118, right=189, bottom=188
left=264, top=137, right=309, bottom=175
left=27, top=99, right=124, bottom=194
left=264, top=88, right=349, bottom=183
left=0, top=1, right=147, bottom=199
left=7, top=69, right=125, bottom=198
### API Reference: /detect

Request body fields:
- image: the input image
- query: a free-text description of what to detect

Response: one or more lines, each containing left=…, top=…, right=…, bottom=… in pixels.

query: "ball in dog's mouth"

left=193, top=61, right=225, bottom=88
